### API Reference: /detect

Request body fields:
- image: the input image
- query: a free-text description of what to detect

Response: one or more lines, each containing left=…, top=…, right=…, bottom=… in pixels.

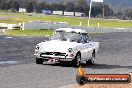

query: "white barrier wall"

left=52, top=11, right=85, bottom=17
left=53, top=11, right=63, bottom=15
left=0, top=23, right=18, bottom=29
left=64, top=12, right=74, bottom=16
left=0, top=23, right=9, bottom=27
left=75, top=12, right=85, bottom=17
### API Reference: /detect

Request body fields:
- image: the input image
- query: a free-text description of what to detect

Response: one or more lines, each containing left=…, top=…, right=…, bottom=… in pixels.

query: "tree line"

left=0, top=0, right=132, bottom=19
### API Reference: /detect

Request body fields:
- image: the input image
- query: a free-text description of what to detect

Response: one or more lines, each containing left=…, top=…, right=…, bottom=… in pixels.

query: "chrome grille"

left=41, top=52, right=66, bottom=56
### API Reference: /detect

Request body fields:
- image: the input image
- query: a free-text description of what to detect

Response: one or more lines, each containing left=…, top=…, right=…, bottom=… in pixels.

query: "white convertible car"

left=34, top=28, right=99, bottom=67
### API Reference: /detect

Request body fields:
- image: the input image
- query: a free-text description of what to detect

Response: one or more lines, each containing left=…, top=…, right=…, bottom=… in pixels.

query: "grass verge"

left=0, top=13, right=132, bottom=28
left=6, top=29, right=54, bottom=37
left=6, top=29, right=100, bottom=37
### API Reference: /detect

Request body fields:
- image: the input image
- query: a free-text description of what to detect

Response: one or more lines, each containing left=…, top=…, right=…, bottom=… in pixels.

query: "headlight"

left=68, top=48, right=73, bottom=53
left=35, top=45, right=39, bottom=50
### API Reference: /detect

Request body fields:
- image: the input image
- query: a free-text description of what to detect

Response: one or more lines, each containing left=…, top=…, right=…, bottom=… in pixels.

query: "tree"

left=77, top=0, right=87, bottom=7
left=91, top=6, right=102, bottom=17
left=0, top=1, right=5, bottom=10
left=123, top=9, right=132, bottom=20
left=65, top=2, right=75, bottom=11
left=83, top=6, right=89, bottom=16
left=75, top=0, right=88, bottom=13
left=4, top=2, right=10, bottom=10
left=9, top=0, right=19, bottom=11
left=90, top=3, right=103, bottom=17
left=103, top=5, right=113, bottom=17
left=52, top=3, right=65, bottom=11
left=26, top=2, right=33, bottom=12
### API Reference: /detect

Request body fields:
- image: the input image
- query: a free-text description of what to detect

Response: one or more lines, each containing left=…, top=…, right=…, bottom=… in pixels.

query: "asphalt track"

left=0, top=32, right=132, bottom=88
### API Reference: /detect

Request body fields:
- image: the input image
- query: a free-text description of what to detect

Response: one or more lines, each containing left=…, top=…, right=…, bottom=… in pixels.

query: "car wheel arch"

left=76, top=51, right=81, bottom=59
left=72, top=51, right=81, bottom=67
left=92, top=49, right=95, bottom=57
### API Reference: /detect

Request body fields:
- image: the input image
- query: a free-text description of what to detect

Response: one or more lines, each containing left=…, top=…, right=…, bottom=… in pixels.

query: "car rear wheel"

left=36, top=57, right=44, bottom=64
left=86, top=52, right=95, bottom=65
left=72, top=53, right=81, bottom=67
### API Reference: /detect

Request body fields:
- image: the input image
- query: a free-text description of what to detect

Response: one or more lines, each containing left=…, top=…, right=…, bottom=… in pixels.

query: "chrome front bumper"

left=34, top=53, right=75, bottom=61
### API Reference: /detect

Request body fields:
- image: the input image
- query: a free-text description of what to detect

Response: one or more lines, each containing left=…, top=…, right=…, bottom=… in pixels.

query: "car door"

left=81, top=34, right=93, bottom=61
left=80, top=43, right=88, bottom=61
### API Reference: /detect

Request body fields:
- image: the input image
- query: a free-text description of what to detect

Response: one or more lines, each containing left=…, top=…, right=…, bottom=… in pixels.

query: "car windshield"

left=50, top=31, right=82, bottom=43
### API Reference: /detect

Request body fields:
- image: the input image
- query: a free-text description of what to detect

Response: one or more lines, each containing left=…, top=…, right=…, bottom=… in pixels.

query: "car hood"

left=38, top=40, right=80, bottom=53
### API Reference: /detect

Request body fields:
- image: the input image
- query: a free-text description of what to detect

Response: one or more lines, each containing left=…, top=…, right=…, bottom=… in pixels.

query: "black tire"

left=36, top=57, right=44, bottom=64
left=76, top=75, right=87, bottom=85
left=86, top=52, right=95, bottom=65
left=72, top=53, right=81, bottom=67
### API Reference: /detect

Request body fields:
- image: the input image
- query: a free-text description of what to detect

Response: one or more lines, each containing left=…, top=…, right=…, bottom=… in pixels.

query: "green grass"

left=6, top=30, right=54, bottom=36
left=0, top=13, right=132, bottom=28
left=6, top=29, right=101, bottom=37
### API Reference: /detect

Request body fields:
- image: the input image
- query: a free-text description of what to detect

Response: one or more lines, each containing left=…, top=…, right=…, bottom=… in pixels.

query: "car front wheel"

left=72, top=53, right=81, bottom=67
left=36, top=57, right=44, bottom=64
left=86, top=52, right=95, bottom=65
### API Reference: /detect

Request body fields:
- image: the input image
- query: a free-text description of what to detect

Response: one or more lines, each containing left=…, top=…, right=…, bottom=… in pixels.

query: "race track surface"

left=0, top=32, right=132, bottom=88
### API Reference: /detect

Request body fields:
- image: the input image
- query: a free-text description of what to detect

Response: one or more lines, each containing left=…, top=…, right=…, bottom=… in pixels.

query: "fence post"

left=22, top=22, right=25, bottom=30
left=98, top=23, right=100, bottom=27
left=88, top=20, right=90, bottom=27
left=79, top=22, right=82, bottom=26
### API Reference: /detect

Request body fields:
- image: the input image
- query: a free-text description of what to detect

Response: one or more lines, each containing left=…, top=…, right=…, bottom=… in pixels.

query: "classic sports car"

left=34, top=28, right=99, bottom=67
